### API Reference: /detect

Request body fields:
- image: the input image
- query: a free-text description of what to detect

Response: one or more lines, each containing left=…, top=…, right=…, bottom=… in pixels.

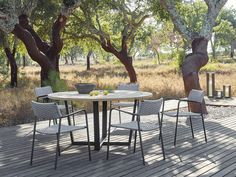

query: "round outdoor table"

left=48, top=90, right=152, bottom=150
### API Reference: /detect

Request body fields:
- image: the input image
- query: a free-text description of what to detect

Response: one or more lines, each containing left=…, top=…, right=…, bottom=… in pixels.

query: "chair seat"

left=163, top=111, right=201, bottom=117
left=36, top=124, right=86, bottom=135
left=112, top=102, right=135, bottom=107
left=111, top=121, right=159, bottom=131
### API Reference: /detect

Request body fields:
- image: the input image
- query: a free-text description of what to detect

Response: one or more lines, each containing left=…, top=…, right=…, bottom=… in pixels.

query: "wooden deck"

left=1, top=107, right=236, bottom=177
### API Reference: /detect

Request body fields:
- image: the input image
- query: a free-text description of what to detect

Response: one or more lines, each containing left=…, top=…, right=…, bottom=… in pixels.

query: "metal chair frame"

left=107, top=99, right=165, bottom=165
left=112, top=83, right=139, bottom=123
left=163, top=89, right=207, bottom=146
left=30, top=101, right=91, bottom=170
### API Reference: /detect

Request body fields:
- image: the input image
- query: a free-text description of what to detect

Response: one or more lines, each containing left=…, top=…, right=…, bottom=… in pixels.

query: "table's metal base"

left=65, top=100, right=137, bottom=151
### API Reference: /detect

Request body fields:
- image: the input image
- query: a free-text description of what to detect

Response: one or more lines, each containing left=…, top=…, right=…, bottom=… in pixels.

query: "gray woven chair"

left=107, top=98, right=165, bottom=165
left=35, top=86, right=73, bottom=111
left=35, top=86, right=53, bottom=102
left=30, top=101, right=91, bottom=170
left=35, top=86, right=74, bottom=124
left=112, top=83, right=139, bottom=122
left=163, top=89, right=207, bottom=146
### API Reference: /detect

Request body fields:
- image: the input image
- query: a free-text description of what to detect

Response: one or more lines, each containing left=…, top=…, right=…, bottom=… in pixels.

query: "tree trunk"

left=4, top=48, right=17, bottom=87
left=182, top=37, right=208, bottom=113
left=13, top=14, right=67, bottom=85
left=101, top=40, right=137, bottom=83
left=120, top=55, right=137, bottom=83
left=210, top=38, right=216, bottom=60
left=87, top=50, right=92, bottom=70
left=154, top=49, right=161, bottom=65
left=65, top=55, right=68, bottom=65
left=22, top=55, right=26, bottom=68
left=71, top=56, right=74, bottom=65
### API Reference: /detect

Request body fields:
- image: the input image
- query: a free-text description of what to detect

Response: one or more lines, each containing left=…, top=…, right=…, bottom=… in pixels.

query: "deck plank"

left=1, top=109, right=236, bottom=177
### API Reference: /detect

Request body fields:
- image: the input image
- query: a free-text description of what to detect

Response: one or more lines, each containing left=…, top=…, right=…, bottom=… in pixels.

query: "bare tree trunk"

left=87, top=50, right=92, bottom=70
left=182, top=37, right=208, bottom=113
left=122, top=57, right=137, bottom=82
left=71, top=56, right=74, bottom=65
left=154, top=49, right=161, bottom=65
left=210, top=38, right=216, bottom=60
left=13, top=14, right=67, bottom=85
left=4, top=48, right=17, bottom=87
left=22, top=54, right=26, bottom=68
left=64, top=55, right=68, bottom=65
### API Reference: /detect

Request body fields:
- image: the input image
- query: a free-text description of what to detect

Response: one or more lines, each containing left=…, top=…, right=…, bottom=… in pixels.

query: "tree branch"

left=64, top=31, right=101, bottom=43
left=200, top=0, right=228, bottom=39
left=12, top=24, right=53, bottom=70
left=19, top=14, right=50, bottom=53
left=50, top=14, right=67, bottom=57
left=161, top=0, right=194, bottom=41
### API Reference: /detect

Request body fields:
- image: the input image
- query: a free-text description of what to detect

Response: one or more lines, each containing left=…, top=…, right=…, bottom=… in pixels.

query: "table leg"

left=102, top=101, right=107, bottom=139
left=64, top=101, right=74, bottom=143
left=93, top=101, right=100, bottom=150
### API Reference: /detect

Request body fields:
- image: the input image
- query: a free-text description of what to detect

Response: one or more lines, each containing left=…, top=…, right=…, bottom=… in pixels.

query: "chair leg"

left=201, top=115, right=207, bottom=143
left=30, top=130, right=36, bottom=166
left=71, top=102, right=76, bottom=126
left=86, top=127, right=91, bottom=161
left=133, top=130, right=137, bottom=153
left=189, top=116, right=194, bottom=139
left=159, top=131, right=166, bottom=160
left=118, top=107, right=121, bottom=123
left=174, top=116, right=179, bottom=146
left=138, top=130, right=145, bottom=165
left=128, top=100, right=137, bottom=147
left=159, top=114, right=164, bottom=140
left=107, top=110, right=112, bottom=160
left=83, top=111, right=91, bottom=161
left=106, top=126, right=111, bottom=160
left=54, top=133, right=60, bottom=170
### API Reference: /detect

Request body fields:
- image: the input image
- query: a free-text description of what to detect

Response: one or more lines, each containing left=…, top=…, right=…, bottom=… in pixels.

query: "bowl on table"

left=75, top=83, right=96, bottom=94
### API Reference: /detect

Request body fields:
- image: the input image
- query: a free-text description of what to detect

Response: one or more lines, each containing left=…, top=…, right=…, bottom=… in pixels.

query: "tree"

left=156, top=0, right=227, bottom=113
left=66, top=0, right=149, bottom=83
left=0, top=32, right=18, bottom=87
left=0, top=0, right=81, bottom=85
left=213, top=8, right=236, bottom=58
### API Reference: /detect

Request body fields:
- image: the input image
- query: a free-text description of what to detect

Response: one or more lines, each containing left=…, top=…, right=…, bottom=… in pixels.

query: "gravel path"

left=206, top=106, right=236, bottom=119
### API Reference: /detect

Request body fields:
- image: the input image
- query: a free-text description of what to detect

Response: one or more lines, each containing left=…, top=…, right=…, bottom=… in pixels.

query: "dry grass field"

left=0, top=60, right=236, bottom=126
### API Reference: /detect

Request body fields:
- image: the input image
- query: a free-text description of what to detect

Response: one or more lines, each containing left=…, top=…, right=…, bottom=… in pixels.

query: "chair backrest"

left=188, top=89, right=204, bottom=103
left=31, top=101, right=61, bottom=120
left=138, top=98, right=163, bottom=116
left=117, top=83, right=139, bottom=91
left=35, top=86, right=53, bottom=97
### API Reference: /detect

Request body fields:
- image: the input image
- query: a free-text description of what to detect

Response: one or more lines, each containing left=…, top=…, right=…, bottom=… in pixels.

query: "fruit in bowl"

left=75, top=83, right=96, bottom=94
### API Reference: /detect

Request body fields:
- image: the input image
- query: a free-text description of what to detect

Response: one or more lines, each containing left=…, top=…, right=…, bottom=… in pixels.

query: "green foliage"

left=213, top=8, right=236, bottom=50
left=31, top=0, right=61, bottom=40
left=201, top=63, right=219, bottom=72
left=177, top=1, right=207, bottom=33
left=173, top=48, right=185, bottom=70
left=0, top=51, right=8, bottom=76
left=67, top=0, right=150, bottom=58
left=43, top=70, right=68, bottom=92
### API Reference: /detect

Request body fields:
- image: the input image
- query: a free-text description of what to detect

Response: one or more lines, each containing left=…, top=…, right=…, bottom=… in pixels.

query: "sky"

left=225, top=0, right=236, bottom=9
